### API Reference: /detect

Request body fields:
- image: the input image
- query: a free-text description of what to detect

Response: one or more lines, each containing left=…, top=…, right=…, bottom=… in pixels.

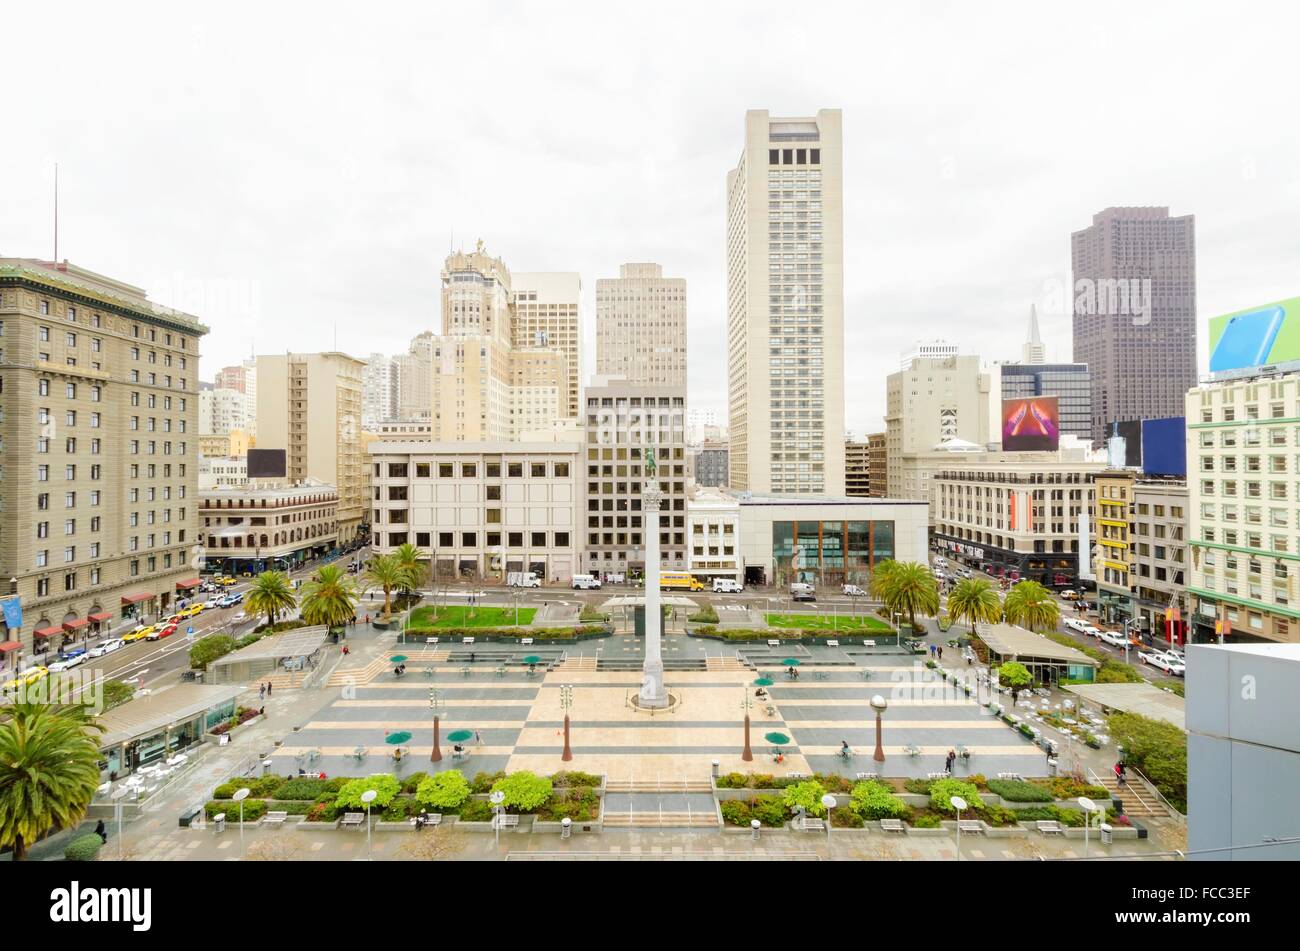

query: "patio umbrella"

left=522, top=655, right=542, bottom=665
left=389, top=655, right=408, bottom=664
left=753, top=677, right=775, bottom=687
left=781, top=658, right=801, bottom=667
left=764, top=732, right=791, bottom=745
left=385, top=731, right=412, bottom=745
left=447, top=730, right=473, bottom=743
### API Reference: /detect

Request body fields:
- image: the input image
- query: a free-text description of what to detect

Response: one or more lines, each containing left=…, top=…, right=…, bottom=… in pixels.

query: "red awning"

left=34, top=626, right=61, bottom=638
left=88, top=612, right=112, bottom=622
left=63, top=618, right=89, bottom=631
left=121, top=591, right=154, bottom=604
left=175, top=578, right=201, bottom=590
left=0, top=641, right=20, bottom=653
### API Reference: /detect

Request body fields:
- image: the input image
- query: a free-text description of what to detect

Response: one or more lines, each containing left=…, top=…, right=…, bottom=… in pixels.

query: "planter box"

left=455, top=821, right=497, bottom=833
left=983, top=824, right=1029, bottom=838
left=532, top=819, right=603, bottom=834
left=904, top=826, right=948, bottom=837
left=1062, top=825, right=1139, bottom=840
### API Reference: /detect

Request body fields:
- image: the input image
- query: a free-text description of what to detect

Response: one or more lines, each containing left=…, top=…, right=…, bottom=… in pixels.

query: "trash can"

left=261, top=758, right=273, bottom=775
left=179, top=806, right=202, bottom=828
left=213, top=812, right=226, bottom=833
left=1047, top=757, right=1058, bottom=776
left=561, top=817, right=572, bottom=840
left=751, top=819, right=761, bottom=840
left=1100, top=823, right=1112, bottom=845
left=218, top=734, right=229, bottom=746
left=711, top=760, right=720, bottom=779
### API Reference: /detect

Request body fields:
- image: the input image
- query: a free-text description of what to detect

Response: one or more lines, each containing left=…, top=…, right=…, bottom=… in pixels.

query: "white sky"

left=4, top=1, right=1298, bottom=435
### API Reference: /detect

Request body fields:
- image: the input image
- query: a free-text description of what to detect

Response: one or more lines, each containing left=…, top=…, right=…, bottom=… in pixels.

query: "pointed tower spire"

left=1022, top=304, right=1046, bottom=364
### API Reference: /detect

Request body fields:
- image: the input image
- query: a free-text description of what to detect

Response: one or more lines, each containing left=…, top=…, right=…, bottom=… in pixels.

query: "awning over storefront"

left=175, top=578, right=201, bottom=590
left=62, top=618, right=89, bottom=631
left=88, top=612, right=113, bottom=622
left=121, top=592, right=154, bottom=604
left=0, top=641, right=21, bottom=653
left=34, top=626, right=61, bottom=638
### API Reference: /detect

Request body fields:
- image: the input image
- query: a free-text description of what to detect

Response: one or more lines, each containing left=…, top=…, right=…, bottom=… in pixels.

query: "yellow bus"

left=659, top=571, right=705, bottom=591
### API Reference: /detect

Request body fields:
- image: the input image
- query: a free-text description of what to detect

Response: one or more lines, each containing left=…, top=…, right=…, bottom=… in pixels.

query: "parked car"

left=121, top=626, right=154, bottom=643
left=2, top=666, right=49, bottom=692
left=203, top=598, right=222, bottom=609
left=1059, top=589, right=1081, bottom=600
left=1141, top=651, right=1185, bottom=675
left=147, top=623, right=179, bottom=641
left=1064, top=617, right=1091, bottom=633
left=842, top=584, right=867, bottom=597
left=47, top=651, right=88, bottom=672
left=88, top=638, right=124, bottom=658
left=712, top=578, right=743, bottom=594
left=1078, top=623, right=1104, bottom=638
left=1098, top=629, right=1129, bottom=648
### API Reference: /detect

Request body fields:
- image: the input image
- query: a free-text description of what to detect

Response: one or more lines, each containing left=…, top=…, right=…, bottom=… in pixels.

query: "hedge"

left=987, top=778, right=1052, bottom=802
left=204, top=799, right=268, bottom=822
left=270, top=777, right=331, bottom=801
left=64, top=833, right=103, bottom=861
left=402, top=625, right=608, bottom=640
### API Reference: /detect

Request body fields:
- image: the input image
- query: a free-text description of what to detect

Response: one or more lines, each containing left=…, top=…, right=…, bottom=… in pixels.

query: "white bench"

left=927, top=772, right=948, bottom=780
left=767, top=639, right=781, bottom=647
left=863, top=640, right=876, bottom=647
left=262, top=811, right=288, bottom=827
left=957, top=820, right=984, bottom=834
left=520, top=637, right=533, bottom=645
left=855, top=772, right=881, bottom=780
left=425, top=636, right=439, bottom=645
left=1036, top=820, right=1065, bottom=835
left=494, top=813, right=519, bottom=829
left=996, top=772, right=1024, bottom=780
left=462, top=637, right=476, bottom=644
left=787, top=772, right=808, bottom=779
left=340, top=812, right=366, bottom=829
left=801, top=818, right=826, bottom=832
left=410, top=813, right=443, bottom=829
left=880, top=819, right=906, bottom=833
left=825, top=639, right=840, bottom=647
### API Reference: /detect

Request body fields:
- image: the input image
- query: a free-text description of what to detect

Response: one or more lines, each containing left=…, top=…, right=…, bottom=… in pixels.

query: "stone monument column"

left=640, top=451, right=668, bottom=708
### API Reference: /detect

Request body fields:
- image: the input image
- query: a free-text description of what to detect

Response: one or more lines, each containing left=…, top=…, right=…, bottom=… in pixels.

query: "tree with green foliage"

left=188, top=633, right=238, bottom=670
left=364, top=554, right=405, bottom=619
left=102, top=680, right=136, bottom=710
left=870, top=560, right=939, bottom=632
left=996, top=661, right=1033, bottom=702
left=849, top=780, right=911, bottom=820
left=335, top=774, right=402, bottom=810
left=781, top=779, right=829, bottom=817
left=946, top=577, right=1003, bottom=634
left=391, top=542, right=428, bottom=599
left=299, top=564, right=359, bottom=629
left=490, top=771, right=553, bottom=813
left=415, top=771, right=472, bottom=811
left=0, top=701, right=104, bottom=860
left=1003, top=580, right=1060, bottom=632
left=246, top=570, right=297, bottom=629
left=1107, top=711, right=1187, bottom=811
left=929, top=778, right=983, bottom=814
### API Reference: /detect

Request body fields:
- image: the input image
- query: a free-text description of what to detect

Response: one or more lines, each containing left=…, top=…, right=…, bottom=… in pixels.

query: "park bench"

left=410, top=813, right=443, bottom=829
left=786, top=772, right=808, bottom=780
left=1036, top=820, right=1064, bottom=836
left=767, top=639, right=781, bottom=647
left=340, top=812, right=365, bottom=829
left=801, top=818, right=826, bottom=832
left=425, top=637, right=439, bottom=645
left=262, top=811, right=288, bottom=827
left=996, top=772, right=1023, bottom=781
left=880, top=819, right=905, bottom=833
left=462, top=637, right=476, bottom=644
left=825, top=640, right=839, bottom=647
left=495, top=813, right=520, bottom=829
left=520, top=637, right=534, bottom=645
left=863, top=640, right=876, bottom=648
left=957, top=820, right=984, bottom=835
left=927, top=772, right=948, bottom=780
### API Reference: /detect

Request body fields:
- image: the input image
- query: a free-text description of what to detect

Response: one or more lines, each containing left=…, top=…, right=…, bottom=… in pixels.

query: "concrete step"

left=1093, top=776, right=1169, bottom=818
left=602, top=812, right=719, bottom=828
left=705, top=656, right=751, bottom=671
left=605, top=780, right=713, bottom=794
left=560, top=656, right=598, bottom=671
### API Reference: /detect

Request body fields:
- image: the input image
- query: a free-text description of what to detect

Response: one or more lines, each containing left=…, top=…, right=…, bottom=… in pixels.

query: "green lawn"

left=764, top=613, right=894, bottom=632
left=407, top=605, right=537, bottom=628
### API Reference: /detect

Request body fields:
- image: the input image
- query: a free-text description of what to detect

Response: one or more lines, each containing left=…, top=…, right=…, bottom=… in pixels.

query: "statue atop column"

left=639, top=444, right=667, bottom=708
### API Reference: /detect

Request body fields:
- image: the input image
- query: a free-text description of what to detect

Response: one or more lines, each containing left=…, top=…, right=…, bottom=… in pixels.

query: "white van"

left=507, top=572, right=541, bottom=588
left=842, top=584, right=867, bottom=597
left=790, top=582, right=816, bottom=602
left=713, top=578, right=743, bottom=593
left=571, top=574, right=602, bottom=590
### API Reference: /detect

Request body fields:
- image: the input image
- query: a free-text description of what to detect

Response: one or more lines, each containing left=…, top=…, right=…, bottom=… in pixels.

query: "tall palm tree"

left=0, top=701, right=104, bottom=861
left=365, top=554, right=405, bottom=618
left=870, top=560, right=939, bottom=633
left=946, top=577, right=1003, bottom=634
left=299, top=564, right=359, bottom=629
left=1003, top=580, right=1061, bottom=632
left=391, top=542, right=428, bottom=605
left=246, top=570, right=297, bottom=629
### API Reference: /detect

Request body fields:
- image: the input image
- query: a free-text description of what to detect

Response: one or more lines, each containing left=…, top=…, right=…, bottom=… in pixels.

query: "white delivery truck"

left=507, top=571, right=541, bottom=588
left=571, top=574, right=602, bottom=590
left=790, top=582, right=816, bottom=602
left=712, top=578, right=743, bottom=593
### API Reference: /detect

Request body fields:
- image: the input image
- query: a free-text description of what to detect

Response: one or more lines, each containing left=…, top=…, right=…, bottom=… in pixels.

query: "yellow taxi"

left=121, top=625, right=154, bottom=643
left=184, top=604, right=205, bottom=617
left=219, top=576, right=238, bottom=587
left=2, top=666, right=50, bottom=692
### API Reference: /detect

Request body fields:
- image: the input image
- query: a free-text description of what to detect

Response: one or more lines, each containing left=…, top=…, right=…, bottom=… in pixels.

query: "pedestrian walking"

left=1114, top=761, right=1127, bottom=786
left=267, top=681, right=273, bottom=697
left=474, top=730, right=482, bottom=745
left=945, top=749, right=956, bottom=774
left=259, top=683, right=265, bottom=701
left=937, top=645, right=944, bottom=660
left=95, top=819, right=107, bottom=844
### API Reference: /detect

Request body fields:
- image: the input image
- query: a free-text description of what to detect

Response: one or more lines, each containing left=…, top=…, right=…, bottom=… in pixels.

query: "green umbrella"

left=390, top=655, right=408, bottom=663
left=753, top=677, right=775, bottom=687
left=764, top=732, right=791, bottom=745
left=447, top=730, right=473, bottom=743
left=522, top=655, right=542, bottom=665
left=385, top=731, right=412, bottom=745
left=782, top=658, right=801, bottom=667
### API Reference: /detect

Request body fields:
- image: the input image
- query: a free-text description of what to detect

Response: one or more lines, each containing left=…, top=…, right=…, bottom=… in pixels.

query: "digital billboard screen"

left=247, top=448, right=287, bottom=479
left=1106, top=419, right=1143, bottom=468
left=1141, top=417, right=1187, bottom=476
left=1209, top=296, right=1300, bottom=374
left=1001, top=397, right=1060, bottom=451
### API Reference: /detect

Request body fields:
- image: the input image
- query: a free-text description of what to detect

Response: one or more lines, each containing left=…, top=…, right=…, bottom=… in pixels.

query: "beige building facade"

left=202, top=481, right=339, bottom=573
left=595, top=263, right=686, bottom=387
left=0, top=259, right=207, bottom=669
left=512, top=272, right=582, bottom=419
left=254, top=352, right=367, bottom=545
left=726, top=108, right=845, bottom=496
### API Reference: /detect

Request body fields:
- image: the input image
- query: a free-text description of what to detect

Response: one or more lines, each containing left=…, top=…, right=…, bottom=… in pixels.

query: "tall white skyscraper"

left=512, top=272, right=583, bottom=419
left=726, top=109, right=845, bottom=495
left=595, top=263, right=687, bottom=387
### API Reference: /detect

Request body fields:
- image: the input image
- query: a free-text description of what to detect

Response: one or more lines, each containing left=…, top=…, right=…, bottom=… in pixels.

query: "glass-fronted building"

left=1000, top=363, right=1093, bottom=444
left=771, top=520, right=895, bottom=586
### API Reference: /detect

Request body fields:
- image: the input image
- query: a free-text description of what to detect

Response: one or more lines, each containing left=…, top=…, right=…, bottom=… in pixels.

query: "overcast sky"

left=4, top=1, right=1298, bottom=434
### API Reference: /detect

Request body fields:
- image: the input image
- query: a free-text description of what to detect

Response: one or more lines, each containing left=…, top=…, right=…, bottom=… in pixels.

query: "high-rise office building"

left=845, top=439, right=871, bottom=497
left=0, top=258, right=207, bottom=669
left=213, top=359, right=257, bottom=438
left=255, top=352, right=367, bottom=544
left=595, top=263, right=686, bottom=387
left=361, top=352, right=398, bottom=429
left=199, top=386, right=251, bottom=437
left=1072, top=206, right=1197, bottom=445
left=867, top=431, right=888, bottom=498
left=726, top=108, right=845, bottom=496
left=393, top=331, right=434, bottom=422
left=512, top=272, right=582, bottom=419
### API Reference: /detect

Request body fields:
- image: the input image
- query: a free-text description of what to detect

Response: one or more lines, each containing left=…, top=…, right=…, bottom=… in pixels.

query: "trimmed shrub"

left=64, top=833, right=103, bottom=861
left=551, top=770, right=602, bottom=788
left=830, top=806, right=865, bottom=828
left=415, top=771, right=472, bottom=811
left=750, top=794, right=788, bottom=827
left=929, top=778, right=984, bottom=814
left=720, top=799, right=752, bottom=826
left=271, top=777, right=331, bottom=801
left=334, top=774, right=401, bottom=810
left=400, top=772, right=430, bottom=794
left=849, top=780, right=911, bottom=820
left=491, top=771, right=553, bottom=813
left=987, top=778, right=1052, bottom=803
left=903, top=778, right=934, bottom=795
left=458, top=799, right=493, bottom=822
left=470, top=771, right=505, bottom=794
left=911, top=813, right=942, bottom=828
left=204, top=799, right=268, bottom=822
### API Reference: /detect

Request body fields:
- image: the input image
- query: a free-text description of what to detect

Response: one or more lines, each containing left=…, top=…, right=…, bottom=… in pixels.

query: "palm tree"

left=1003, top=580, right=1061, bottom=632
left=870, top=560, right=939, bottom=633
left=946, top=577, right=1002, bottom=634
left=246, top=570, right=297, bottom=629
left=365, top=554, right=405, bottom=618
left=391, top=542, right=428, bottom=608
left=0, top=701, right=104, bottom=861
left=299, top=564, right=359, bottom=630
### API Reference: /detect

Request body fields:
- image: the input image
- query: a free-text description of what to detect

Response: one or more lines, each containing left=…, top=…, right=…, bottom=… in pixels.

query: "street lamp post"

left=741, top=690, right=754, bottom=762
left=111, top=785, right=131, bottom=861
left=429, top=687, right=443, bottom=763
left=951, top=795, right=968, bottom=861
left=1078, top=795, right=1096, bottom=858
left=490, top=790, right=506, bottom=850
left=232, top=787, right=250, bottom=860
left=361, top=788, right=377, bottom=861
left=820, top=793, right=837, bottom=847
left=870, top=694, right=888, bottom=763
left=559, top=684, right=574, bottom=762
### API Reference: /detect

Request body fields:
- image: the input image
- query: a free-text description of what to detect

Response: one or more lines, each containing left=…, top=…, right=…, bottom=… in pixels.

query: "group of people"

left=257, top=682, right=274, bottom=700
left=928, top=643, right=945, bottom=660
left=393, top=663, right=407, bottom=676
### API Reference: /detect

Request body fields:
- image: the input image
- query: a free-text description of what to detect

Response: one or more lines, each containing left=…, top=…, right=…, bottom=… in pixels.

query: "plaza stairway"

left=1094, top=774, right=1173, bottom=819
left=602, top=811, right=719, bottom=829
left=559, top=655, right=598, bottom=671
left=602, top=782, right=719, bottom=829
